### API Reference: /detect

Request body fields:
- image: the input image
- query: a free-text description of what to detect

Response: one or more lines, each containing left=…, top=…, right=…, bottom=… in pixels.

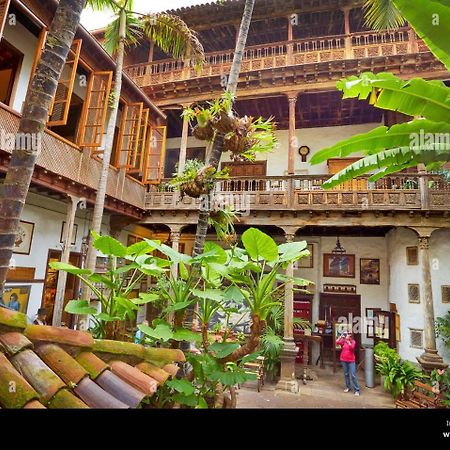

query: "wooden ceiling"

left=165, top=90, right=382, bottom=137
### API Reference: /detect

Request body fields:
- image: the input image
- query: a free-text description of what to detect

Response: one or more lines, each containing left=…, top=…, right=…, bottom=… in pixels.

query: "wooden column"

left=287, top=15, right=294, bottom=65
left=342, top=7, right=352, bottom=59
left=53, top=195, right=86, bottom=327
left=178, top=105, right=190, bottom=176
left=147, top=41, right=154, bottom=63
left=418, top=164, right=430, bottom=210
left=276, top=229, right=299, bottom=393
left=287, top=92, right=298, bottom=175
left=170, top=230, right=181, bottom=279
left=407, top=27, right=418, bottom=54
left=412, top=229, right=448, bottom=371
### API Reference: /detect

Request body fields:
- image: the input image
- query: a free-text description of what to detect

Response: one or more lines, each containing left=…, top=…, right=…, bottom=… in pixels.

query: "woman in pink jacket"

left=336, top=332, right=360, bottom=396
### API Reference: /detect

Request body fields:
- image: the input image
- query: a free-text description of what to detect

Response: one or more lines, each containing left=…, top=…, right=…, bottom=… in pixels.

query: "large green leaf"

left=164, top=301, right=192, bottom=313
left=275, top=274, right=311, bottom=286
left=394, top=0, right=450, bottom=71
left=64, top=300, right=97, bottom=315
left=203, top=241, right=228, bottom=264
left=94, top=235, right=127, bottom=257
left=152, top=242, right=191, bottom=264
left=172, top=328, right=202, bottom=343
left=131, top=293, right=160, bottom=305
left=49, top=262, right=92, bottom=275
left=138, top=323, right=173, bottom=342
left=311, top=120, right=450, bottom=164
left=278, top=240, right=308, bottom=262
left=208, top=342, right=240, bottom=358
left=126, top=240, right=156, bottom=256
left=334, top=73, right=450, bottom=123
left=223, top=285, right=246, bottom=303
left=191, top=288, right=224, bottom=302
left=166, top=379, right=195, bottom=396
left=173, top=393, right=198, bottom=407
left=209, top=369, right=256, bottom=385
left=242, top=228, right=278, bottom=262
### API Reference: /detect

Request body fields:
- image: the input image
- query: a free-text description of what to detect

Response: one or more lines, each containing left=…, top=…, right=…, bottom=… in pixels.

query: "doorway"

left=0, top=39, right=23, bottom=106
left=41, top=249, right=81, bottom=327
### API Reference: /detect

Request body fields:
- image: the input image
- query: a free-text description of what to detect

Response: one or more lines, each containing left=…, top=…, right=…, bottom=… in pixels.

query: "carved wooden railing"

left=145, top=174, right=450, bottom=211
left=125, top=28, right=421, bottom=86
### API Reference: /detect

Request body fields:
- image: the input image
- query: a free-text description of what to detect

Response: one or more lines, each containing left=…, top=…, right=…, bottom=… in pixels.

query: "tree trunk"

left=191, top=0, right=255, bottom=256
left=0, top=0, right=86, bottom=296
left=81, top=8, right=126, bottom=302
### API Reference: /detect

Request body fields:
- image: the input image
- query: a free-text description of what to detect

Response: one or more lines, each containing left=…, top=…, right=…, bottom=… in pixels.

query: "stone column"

left=415, top=232, right=448, bottom=371
left=170, top=230, right=181, bottom=279
left=177, top=105, right=190, bottom=176
left=53, top=195, right=86, bottom=327
left=286, top=15, right=294, bottom=65
left=342, top=7, right=352, bottom=59
left=276, top=230, right=299, bottom=393
left=287, top=92, right=298, bottom=175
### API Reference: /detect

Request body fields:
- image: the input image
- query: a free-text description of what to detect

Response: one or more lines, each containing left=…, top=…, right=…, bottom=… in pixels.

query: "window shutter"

left=48, top=39, right=82, bottom=126
left=0, top=0, right=11, bottom=40
left=78, top=71, right=113, bottom=147
left=128, top=108, right=149, bottom=174
left=116, top=102, right=143, bottom=168
left=28, top=27, right=48, bottom=91
left=143, top=125, right=167, bottom=185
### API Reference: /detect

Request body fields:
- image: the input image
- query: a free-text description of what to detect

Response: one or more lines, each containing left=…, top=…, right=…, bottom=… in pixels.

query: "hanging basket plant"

left=168, top=159, right=229, bottom=199
left=208, top=206, right=239, bottom=243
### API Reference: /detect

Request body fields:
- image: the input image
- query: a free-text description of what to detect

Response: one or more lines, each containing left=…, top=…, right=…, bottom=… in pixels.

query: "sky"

left=81, top=0, right=213, bottom=30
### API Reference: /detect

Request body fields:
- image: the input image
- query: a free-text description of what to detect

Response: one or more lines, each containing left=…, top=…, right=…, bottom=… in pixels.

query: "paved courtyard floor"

left=237, top=365, right=395, bottom=408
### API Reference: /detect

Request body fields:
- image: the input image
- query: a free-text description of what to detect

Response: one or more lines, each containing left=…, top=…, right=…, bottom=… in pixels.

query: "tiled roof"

left=0, top=307, right=185, bottom=409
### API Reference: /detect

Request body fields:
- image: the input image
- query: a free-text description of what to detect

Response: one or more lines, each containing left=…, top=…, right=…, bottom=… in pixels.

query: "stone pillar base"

left=417, top=348, right=448, bottom=372
left=275, top=339, right=299, bottom=394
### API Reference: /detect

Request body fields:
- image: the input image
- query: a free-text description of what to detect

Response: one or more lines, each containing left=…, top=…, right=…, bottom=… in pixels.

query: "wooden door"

left=319, top=293, right=362, bottom=362
left=221, top=161, right=267, bottom=191
left=328, top=158, right=367, bottom=191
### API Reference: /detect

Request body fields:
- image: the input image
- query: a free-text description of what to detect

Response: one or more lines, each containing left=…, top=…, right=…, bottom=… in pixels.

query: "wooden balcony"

left=145, top=174, right=450, bottom=212
left=125, top=28, right=425, bottom=87
left=0, top=104, right=146, bottom=215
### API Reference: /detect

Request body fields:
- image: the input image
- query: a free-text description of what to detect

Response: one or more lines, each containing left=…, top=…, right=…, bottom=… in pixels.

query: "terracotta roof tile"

left=0, top=352, right=39, bottom=408
left=162, top=363, right=180, bottom=378
left=48, top=388, right=89, bottom=409
left=76, top=351, right=109, bottom=380
left=145, top=347, right=185, bottom=364
left=11, top=349, right=66, bottom=404
left=73, top=376, right=129, bottom=408
left=135, top=362, right=170, bottom=385
left=96, top=370, right=146, bottom=408
left=23, top=400, right=46, bottom=409
left=0, top=332, right=33, bottom=356
left=35, top=344, right=88, bottom=385
left=0, top=308, right=27, bottom=333
left=110, top=360, right=158, bottom=395
left=93, top=339, right=145, bottom=365
left=24, top=325, right=93, bottom=354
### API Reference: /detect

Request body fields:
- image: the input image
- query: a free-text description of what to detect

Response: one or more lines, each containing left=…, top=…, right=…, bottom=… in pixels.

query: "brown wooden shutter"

left=128, top=108, right=149, bottom=174
left=143, top=125, right=167, bottom=184
left=0, top=0, right=11, bottom=40
left=116, top=102, right=143, bottom=168
left=78, top=71, right=113, bottom=147
left=28, top=27, right=47, bottom=91
left=48, top=39, right=82, bottom=126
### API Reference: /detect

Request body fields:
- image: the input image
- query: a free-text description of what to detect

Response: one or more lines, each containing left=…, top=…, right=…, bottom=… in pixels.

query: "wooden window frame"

left=27, top=26, right=48, bottom=91
left=77, top=70, right=113, bottom=147
left=47, top=39, right=82, bottom=127
left=143, top=125, right=167, bottom=185
left=0, top=0, right=11, bottom=40
left=128, top=107, right=149, bottom=174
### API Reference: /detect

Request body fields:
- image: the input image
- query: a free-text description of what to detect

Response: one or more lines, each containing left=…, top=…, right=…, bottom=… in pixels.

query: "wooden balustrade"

left=125, top=27, right=421, bottom=86
left=145, top=174, right=450, bottom=211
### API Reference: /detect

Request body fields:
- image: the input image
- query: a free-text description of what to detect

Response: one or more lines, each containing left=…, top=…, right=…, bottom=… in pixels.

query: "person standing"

left=33, top=308, right=48, bottom=326
left=336, top=331, right=361, bottom=396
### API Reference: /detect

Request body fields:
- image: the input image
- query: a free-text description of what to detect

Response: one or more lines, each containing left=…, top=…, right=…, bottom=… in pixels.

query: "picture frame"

left=13, top=220, right=35, bottom=255
left=60, top=221, right=78, bottom=246
left=365, top=307, right=382, bottom=338
left=297, top=243, right=314, bottom=268
left=406, top=246, right=418, bottom=265
left=360, top=258, right=380, bottom=285
left=323, top=254, right=355, bottom=278
left=1, top=285, right=31, bottom=313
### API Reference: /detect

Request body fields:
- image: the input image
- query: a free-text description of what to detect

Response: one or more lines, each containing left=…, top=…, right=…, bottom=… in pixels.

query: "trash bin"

left=364, top=345, right=375, bottom=388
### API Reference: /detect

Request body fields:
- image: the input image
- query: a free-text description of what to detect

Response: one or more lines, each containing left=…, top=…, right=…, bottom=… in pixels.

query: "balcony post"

left=287, top=92, right=298, bottom=175
left=407, top=27, right=418, bottom=53
left=418, top=164, right=430, bottom=210
left=409, top=228, right=448, bottom=372
left=276, top=229, right=300, bottom=393
left=342, top=7, right=352, bottom=59
left=287, top=15, right=294, bottom=65
left=178, top=104, right=191, bottom=176
left=170, top=228, right=182, bottom=279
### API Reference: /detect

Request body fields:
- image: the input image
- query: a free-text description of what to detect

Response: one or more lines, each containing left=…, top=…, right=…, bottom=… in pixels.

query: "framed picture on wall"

left=360, top=258, right=380, bottom=285
left=1, top=285, right=31, bottom=313
left=297, top=243, right=314, bottom=268
left=60, top=221, right=78, bottom=246
left=13, top=220, right=35, bottom=255
left=323, top=254, right=355, bottom=278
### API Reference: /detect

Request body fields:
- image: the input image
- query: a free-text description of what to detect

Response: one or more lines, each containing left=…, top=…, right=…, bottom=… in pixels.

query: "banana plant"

left=310, top=0, right=450, bottom=187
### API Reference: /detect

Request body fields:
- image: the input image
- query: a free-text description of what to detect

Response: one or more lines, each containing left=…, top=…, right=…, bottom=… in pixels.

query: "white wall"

left=3, top=19, right=38, bottom=112
left=166, top=122, right=381, bottom=176
left=387, top=227, right=450, bottom=364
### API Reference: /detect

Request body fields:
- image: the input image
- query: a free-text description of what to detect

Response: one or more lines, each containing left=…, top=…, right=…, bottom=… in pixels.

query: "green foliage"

left=374, top=341, right=400, bottom=362
left=436, top=312, right=450, bottom=347
left=363, top=0, right=406, bottom=31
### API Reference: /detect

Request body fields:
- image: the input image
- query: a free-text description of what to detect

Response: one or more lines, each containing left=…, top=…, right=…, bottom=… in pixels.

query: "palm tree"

left=78, top=1, right=204, bottom=305
left=192, top=0, right=256, bottom=257
left=0, top=0, right=88, bottom=298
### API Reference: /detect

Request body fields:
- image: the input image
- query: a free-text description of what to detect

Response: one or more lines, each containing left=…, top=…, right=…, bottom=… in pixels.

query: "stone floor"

left=237, top=365, right=395, bottom=409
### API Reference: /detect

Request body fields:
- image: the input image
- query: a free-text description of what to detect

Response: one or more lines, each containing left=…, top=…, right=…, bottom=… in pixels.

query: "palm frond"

left=141, top=13, right=205, bottom=69
left=104, top=11, right=143, bottom=54
left=86, top=0, right=120, bottom=13
left=363, top=0, right=406, bottom=31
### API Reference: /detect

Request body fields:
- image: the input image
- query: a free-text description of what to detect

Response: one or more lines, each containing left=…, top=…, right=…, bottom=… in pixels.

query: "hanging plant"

left=168, top=159, right=229, bottom=199
left=208, top=205, right=239, bottom=243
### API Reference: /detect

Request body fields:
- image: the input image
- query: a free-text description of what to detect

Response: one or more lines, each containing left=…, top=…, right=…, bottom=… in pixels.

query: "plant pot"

left=180, top=180, right=208, bottom=198
left=192, top=123, right=214, bottom=141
